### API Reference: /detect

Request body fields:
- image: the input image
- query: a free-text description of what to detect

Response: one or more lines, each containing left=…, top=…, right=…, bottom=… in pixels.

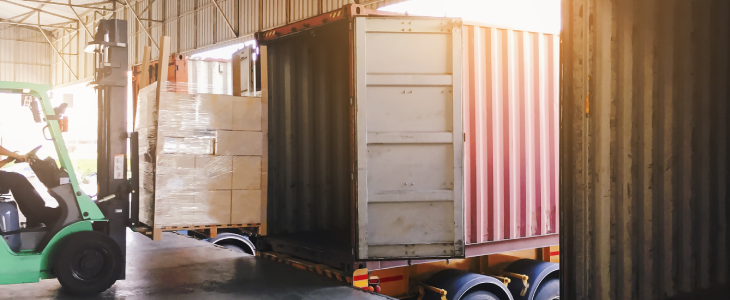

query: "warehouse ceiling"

left=0, top=0, right=119, bottom=34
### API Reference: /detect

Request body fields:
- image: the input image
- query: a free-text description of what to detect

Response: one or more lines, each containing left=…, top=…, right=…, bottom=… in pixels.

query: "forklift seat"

left=33, top=184, right=78, bottom=252
left=0, top=186, right=9, bottom=199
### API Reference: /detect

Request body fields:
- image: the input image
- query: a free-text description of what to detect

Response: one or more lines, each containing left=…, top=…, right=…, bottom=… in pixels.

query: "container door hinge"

left=350, top=98, right=353, bottom=106
left=463, top=133, right=466, bottom=142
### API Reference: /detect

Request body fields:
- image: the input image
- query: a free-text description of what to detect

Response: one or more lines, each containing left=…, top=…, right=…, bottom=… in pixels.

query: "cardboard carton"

left=216, top=131, right=263, bottom=156
left=232, top=156, right=261, bottom=190
left=200, top=94, right=233, bottom=130
left=232, top=97, right=262, bottom=131
left=196, top=190, right=232, bottom=225
left=231, top=190, right=261, bottom=224
left=195, top=155, right=232, bottom=190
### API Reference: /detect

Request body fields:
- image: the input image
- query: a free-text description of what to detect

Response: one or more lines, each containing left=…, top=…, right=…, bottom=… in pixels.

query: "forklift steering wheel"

left=13, top=145, right=42, bottom=163
left=25, top=145, right=42, bottom=160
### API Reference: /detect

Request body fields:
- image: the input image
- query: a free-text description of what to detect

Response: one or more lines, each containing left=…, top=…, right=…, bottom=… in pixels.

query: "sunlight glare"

left=379, top=0, right=561, bottom=34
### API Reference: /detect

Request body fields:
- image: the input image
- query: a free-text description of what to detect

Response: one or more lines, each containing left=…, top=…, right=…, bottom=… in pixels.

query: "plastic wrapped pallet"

left=135, top=82, right=266, bottom=229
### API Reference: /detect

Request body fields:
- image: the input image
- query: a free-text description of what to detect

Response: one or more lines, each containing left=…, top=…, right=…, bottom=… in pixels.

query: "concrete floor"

left=0, top=230, right=395, bottom=300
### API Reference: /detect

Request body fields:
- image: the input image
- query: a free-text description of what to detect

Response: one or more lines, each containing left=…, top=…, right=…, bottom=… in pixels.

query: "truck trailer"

left=131, top=4, right=560, bottom=300
left=255, top=5, right=560, bottom=300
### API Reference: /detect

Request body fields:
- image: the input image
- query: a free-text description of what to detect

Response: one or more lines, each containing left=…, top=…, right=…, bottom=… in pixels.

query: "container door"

left=354, top=17, right=464, bottom=260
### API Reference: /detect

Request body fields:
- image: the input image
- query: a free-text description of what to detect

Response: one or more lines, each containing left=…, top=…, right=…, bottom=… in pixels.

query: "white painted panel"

left=216, top=0, right=238, bottom=42
left=365, top=33, right=452, bottom=74
left=367, top=144, right=454, bottom=191
left=240, top=0, right=260, bottom=35
left=197, top=6, right=215, bottom=47
left=367, top=86, right=453, bottom=132
left=367, top=201, right=455, bottom=244
left=179, top=14, right=196, bottom=51
left=164, top=21, right=178, bottom=54
left=165, top=0, right=178, bottom=19
left=188, top=60, right=232, bottom=95
left=0, top=63, right=14, bottom=81
left=355, top=17, right=464, bottom=260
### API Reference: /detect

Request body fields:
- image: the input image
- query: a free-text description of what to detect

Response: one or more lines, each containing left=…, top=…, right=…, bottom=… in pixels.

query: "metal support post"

left=211, top=0, right=237, bottom=37
left=69, top=1, right=94, bottom=39
left=37, top=15, right=78, bottom=79
left=123, top=0, right=159, bottom=50
left=89, top=19, right=130, bottom=279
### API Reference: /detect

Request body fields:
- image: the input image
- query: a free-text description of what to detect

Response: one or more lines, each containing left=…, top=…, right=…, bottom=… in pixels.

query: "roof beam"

left=69, top=3, right=93, bottom=39
left=0, top=0, right=77, bottom=21
left=137, top=18, right=163, bottom=23
left=7, top=10, right=36, bottom=21
left=0, top=20, right=78, bottom=30
left=20, top=0, right=115, bottom=11
left=123, top=0, right=159, bottom=50
left=37, top=14, right=77, bottom=79
left=83, top=0, right=116, bottom=5
left=0, top=25, right=20, bottom=34
left=18, top=0, right=54, bottom=23
left=58, top=31, right=78, bottom=52
left=211, top=0, right=237, bottom=37
left=138, top=0, right=155, bottom=15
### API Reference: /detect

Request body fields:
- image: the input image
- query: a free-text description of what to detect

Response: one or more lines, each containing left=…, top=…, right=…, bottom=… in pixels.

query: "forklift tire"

left=54, top=231, right=124, bottom=296
left=461, top=290, right=500, bottom=300
left=533, top=279, right=560, bottom=300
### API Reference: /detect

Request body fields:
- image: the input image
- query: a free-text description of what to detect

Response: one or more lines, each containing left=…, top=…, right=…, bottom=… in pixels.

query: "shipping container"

left=129, top=4, right=562, bottom=299
left=560, top=0, right=730, bottom=299
left=262, top=11, right=465, bottom=264
left=257, top=3, right=560, bottom=279
left=462, top=23, right=560, bottom=246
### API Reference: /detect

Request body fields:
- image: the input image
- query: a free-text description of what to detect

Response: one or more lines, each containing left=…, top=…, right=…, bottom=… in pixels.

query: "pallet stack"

left=136, top=84, right=266, bottom=239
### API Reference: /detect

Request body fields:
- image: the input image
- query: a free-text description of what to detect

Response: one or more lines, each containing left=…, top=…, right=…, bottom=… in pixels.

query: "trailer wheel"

left=222, top=244, right=247, bottom=254
left=534, top=279, right=559, bottom=300
left=210, top=233, right=255, bottom=255
left=461, top=290, right=500, bottom=300
left=54, top=231, right=123, bottom=296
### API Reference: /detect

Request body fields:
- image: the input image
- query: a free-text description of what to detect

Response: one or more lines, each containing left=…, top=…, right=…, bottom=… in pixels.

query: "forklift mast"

left=88, top=19, right=130, bottom=279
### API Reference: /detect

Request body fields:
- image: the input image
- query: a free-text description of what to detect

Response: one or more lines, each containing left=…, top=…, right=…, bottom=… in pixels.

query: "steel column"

left=211, top=0, right=237, bottom=37
left=37, top=20, right=77, bottom=79
left=123, top=0, right=159, bottom=50
left=69, top=2, right=94, bottom=39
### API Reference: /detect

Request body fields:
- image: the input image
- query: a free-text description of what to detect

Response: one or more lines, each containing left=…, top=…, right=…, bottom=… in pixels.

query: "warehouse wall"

left=0, top=25, right=51, bottom=85
left=50, top=0, right=406, bottom=87
left=560, top=0, right=729, bottom=299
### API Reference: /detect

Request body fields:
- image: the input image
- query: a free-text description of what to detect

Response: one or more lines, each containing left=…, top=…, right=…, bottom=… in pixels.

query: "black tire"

left=534, top=278, right=560, bottom=300
left=54, top=231, right=124, bottom=296
left=462, top=290, right=500, bottom=300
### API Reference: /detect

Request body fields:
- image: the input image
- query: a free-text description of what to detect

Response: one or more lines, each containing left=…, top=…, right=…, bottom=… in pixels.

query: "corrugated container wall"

left=462, top=24, right=559, bottom=245
left=48, top=0, right=409, bottom=87
left=561, top=0, right=730, bottom=299
left=0, top=25, right=51, bottom=85
left=265, top=22, right=352, bottom=237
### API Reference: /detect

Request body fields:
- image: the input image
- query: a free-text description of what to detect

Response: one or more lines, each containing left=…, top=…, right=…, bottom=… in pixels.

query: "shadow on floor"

left=0, top=230, right=394, bottom=300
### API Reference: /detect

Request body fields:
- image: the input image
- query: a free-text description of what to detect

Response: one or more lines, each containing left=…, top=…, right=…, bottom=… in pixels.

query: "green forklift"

left=0, top=19, right=133, bottom=295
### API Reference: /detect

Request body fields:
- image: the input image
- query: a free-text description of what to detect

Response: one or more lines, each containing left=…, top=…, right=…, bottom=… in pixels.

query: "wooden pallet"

left=135, top=223, right=261, bottom=240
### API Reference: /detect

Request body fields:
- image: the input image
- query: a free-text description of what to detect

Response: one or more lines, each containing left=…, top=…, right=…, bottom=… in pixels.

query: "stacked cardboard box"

left=136, top=84, right=265, bottom=228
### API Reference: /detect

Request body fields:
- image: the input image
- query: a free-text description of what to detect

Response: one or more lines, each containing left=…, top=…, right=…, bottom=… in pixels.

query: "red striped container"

left=462, top=23, right=560, bottom=245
